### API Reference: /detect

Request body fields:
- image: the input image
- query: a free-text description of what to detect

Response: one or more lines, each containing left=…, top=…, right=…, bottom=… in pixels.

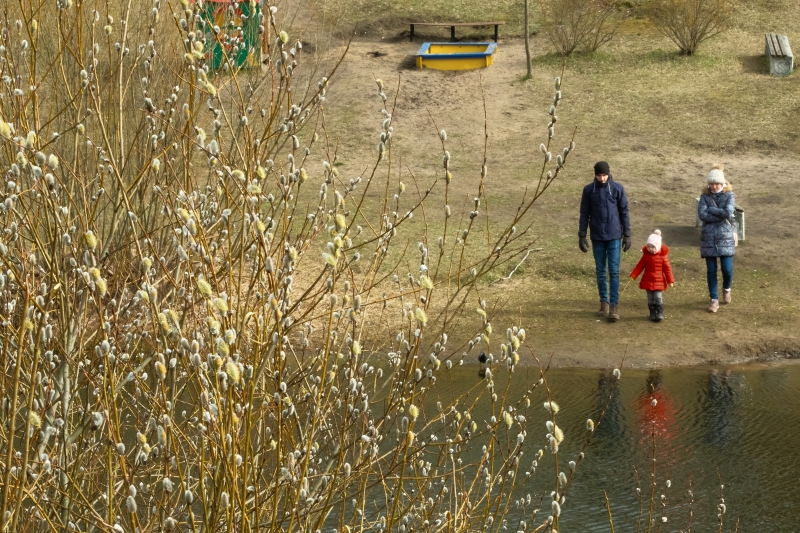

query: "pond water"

left=429, top=361, right=800, bottom=532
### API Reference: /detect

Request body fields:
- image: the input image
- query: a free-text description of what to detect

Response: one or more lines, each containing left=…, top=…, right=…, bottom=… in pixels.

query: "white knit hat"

left=646, top=229, right=662, bottom=253
left=707, top=166, right=725, bottom=185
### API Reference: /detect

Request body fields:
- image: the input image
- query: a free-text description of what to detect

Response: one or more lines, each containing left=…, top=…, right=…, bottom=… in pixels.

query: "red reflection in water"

left=636, top=371, right=677, bottom=445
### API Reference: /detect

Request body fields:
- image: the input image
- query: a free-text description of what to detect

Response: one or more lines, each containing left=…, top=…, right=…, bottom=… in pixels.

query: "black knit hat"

left=594, top=161, right=610, bottom=175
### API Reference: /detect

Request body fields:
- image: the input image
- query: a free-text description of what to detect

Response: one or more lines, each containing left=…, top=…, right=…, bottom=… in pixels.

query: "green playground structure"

left=199, top=0, right=261, bottom=71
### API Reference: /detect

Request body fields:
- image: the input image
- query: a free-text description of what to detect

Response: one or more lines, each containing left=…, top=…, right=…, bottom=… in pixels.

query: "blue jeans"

left=706, top=256, right=733, bottom=300
left=592, top=239, right=621, bottom=305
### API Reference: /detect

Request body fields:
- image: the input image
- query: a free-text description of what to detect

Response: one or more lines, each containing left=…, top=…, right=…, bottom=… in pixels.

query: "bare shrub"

left=540, top=0, right=620, bottom=56
left=644, top=0, right=735, bottom=55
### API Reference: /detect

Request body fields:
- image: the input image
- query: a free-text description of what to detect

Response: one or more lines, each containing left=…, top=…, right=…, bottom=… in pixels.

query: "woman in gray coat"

left=697, top=164, right=736, bottom=313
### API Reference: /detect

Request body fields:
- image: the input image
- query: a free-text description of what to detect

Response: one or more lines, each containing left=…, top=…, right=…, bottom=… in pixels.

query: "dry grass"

left=313, top=0, right=800, bottom=364
left=311, top=0, right=529, bottom=38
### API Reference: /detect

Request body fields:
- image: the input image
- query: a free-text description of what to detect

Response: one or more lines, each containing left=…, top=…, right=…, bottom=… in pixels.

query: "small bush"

left=540, top=0, right=620, bottom=56
left=645, top=0, right=735, bottom=55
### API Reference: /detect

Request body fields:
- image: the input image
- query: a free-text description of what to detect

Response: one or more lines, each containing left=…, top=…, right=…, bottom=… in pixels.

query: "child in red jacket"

left=630, top=230, right=675, bottom=322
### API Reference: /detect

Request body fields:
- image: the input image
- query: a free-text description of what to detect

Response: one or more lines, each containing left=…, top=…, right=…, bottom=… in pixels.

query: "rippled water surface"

left=428, top=361, right=800, bottom=532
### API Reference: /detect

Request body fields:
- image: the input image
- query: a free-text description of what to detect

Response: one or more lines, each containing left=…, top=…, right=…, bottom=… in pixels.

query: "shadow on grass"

left=531, top=50, right=614, bottom=67
left=530, top=48, right=730, bottom=70
left=639, top=48, right=725, bottom=68
left=656, top=224, right=702, bottom=249
left=737, top=54, right=769, bottom=74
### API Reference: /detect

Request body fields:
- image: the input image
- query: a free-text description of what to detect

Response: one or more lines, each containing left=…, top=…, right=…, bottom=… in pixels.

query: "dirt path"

left=312, top=31, right=800, bottom=368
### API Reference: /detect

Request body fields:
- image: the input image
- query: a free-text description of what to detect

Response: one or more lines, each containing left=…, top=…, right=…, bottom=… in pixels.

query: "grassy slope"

left=309, top=0, right=800, bottom=366
left=313, top=0, right=527, bottom=37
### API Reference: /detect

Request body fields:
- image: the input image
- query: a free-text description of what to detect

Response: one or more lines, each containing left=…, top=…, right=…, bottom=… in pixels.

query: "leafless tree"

left=525, top=0, right=534, bottom=77
left=540, top=0, right=620, bottom=56
left=645, top=0, right=735, bottom=55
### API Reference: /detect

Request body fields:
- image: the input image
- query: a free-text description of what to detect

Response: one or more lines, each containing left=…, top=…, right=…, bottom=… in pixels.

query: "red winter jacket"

left=630, top=245, right=675, bottom=291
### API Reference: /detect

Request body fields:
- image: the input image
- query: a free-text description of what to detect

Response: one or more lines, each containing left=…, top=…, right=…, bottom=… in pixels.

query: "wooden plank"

left=772, top=33, right=783, bottom=56
left=766, top=33, right=778, bottom=56
left=410, top=22, right=506, bottom=27
left=772, top=33, right=783, bottom=57
left=451, top=21, right=505, bottom=26
left=778, top=34, right=793, bottom=58
left=410, top=21, right=505, bottom=42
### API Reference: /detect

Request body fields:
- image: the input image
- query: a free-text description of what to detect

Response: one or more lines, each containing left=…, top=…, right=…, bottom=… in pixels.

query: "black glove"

left=622, top=234, right=631, bottom=252
left=579, top=236, right=589, bottom=253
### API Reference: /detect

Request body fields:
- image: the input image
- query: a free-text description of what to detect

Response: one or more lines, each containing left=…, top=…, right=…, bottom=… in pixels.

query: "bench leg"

left=494, top=25, right=499, bottom=42
left=770, top=55, right=794, bottom=76
left=451, top=26, right=455, bottom=42
left=410, top=24, right=414, bottom=42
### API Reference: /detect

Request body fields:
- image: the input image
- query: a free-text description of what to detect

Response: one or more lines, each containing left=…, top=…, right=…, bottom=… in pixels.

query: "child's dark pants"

left=646, top=290, right=663, bottom=305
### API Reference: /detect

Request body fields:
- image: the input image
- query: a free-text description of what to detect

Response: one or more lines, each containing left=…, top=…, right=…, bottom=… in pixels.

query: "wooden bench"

left=764, top=32, right=793, bottom=77
left=409, top=22, right=505, bottom=43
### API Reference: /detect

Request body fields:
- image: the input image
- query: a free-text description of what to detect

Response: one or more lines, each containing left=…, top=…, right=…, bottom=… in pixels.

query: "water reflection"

left=431, top=362, right=800, bottom=532
left=702, top=369, right=740, bottom=449
left=595, top=369, right=625, bottom=439
left=636, top=371, right=673, bottom=440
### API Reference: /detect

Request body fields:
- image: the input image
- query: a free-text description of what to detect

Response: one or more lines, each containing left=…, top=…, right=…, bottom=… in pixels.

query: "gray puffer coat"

left=698, top=185, right=736, bottom=258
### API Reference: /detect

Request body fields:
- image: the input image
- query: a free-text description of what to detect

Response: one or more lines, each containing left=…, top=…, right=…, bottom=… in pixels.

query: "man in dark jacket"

left=578, top=161, right=631, bottom=321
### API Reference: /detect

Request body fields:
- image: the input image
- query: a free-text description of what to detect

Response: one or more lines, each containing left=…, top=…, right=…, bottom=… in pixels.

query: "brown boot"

left=596, top=301, right=610, bottom=317
left=609, top=304, right=620, bottom=322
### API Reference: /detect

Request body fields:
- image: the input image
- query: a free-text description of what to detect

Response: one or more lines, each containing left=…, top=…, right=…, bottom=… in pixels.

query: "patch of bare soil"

left=318, top=35, right=800, bottom=368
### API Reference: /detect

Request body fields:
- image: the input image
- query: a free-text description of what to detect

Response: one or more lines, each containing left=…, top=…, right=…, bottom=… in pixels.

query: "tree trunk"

left=524, top=0, right=532, bottom=77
